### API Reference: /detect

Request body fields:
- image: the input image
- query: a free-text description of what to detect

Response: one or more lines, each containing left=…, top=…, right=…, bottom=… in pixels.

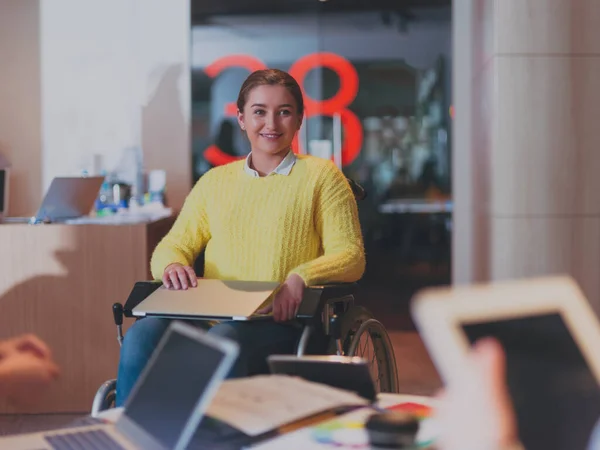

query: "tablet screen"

left=462, top=313, right=600, bottom=450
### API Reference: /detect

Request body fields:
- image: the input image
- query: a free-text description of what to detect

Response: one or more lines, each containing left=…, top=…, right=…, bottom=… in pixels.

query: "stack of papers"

left=206, top=375, right=369, bottom=436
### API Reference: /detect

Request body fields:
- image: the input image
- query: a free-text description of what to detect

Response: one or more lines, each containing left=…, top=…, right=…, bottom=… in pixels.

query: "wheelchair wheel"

left=329, top=306, right=399, bottom=394
left=91, top=380, right=117, bottom=416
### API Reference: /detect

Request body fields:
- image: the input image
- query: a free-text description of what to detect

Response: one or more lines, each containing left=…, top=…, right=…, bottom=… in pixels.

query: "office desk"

left=0, top=217, right=174, bottom=413
left=95, top=394, right=437, bottom=449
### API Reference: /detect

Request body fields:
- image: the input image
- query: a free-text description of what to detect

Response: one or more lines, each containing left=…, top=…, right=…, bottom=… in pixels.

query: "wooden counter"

left=0, top=217, right=174, bottom=413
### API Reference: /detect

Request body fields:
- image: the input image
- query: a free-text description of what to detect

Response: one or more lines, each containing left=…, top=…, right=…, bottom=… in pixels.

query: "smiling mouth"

left=260, top=133, right=283, bottom=139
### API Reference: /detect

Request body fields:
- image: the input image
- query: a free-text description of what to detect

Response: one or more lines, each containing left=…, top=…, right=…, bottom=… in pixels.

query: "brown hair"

left=236, top=69, right=304, bottom=116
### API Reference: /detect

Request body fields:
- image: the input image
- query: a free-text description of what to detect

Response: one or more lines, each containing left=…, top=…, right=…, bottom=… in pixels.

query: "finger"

left=30, top=358, right=59, bottom=381
left=16, top=335, right=51, bottom=360
left=177, top=269, right=189, bottom=290
left=0, top=338, right=20, bottom=358
left=284, top=298, right=292, bottom=321
left=256, top=304, right=273, bottom=315
left=162, top=273, right=172, bottom=289
left=279, top=299, right=288, bottom=322
left=474, top=338, right=506, bottom=390
left=273, top=299, right=282, bottom=322
left=184, top=266, right=198, bottom=287
left=24, top=355, right=60, bottom=380
left=293, top=298, right=301, bottom=318
left=45, top=360, right=60, bottom=379
left=287, top=299, right=296, bottom=321
left=169, top=271, right=181, bottom=290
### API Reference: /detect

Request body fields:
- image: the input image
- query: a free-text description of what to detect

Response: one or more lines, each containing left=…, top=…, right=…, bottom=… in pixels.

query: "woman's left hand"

left=257, top=274, right=305, bottom=322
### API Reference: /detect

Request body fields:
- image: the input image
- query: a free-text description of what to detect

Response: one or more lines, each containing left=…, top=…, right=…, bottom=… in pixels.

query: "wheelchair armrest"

left=121, top=280, right=356, bottom=320
left=295, top=283, right=358, bottom=323
left=122, top=280, right=163, bottom=317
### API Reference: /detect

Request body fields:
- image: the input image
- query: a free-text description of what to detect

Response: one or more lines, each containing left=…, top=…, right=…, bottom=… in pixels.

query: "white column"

left=454, top=0, right=600, bottom=313
left=452, top=0, right=494, bottom=284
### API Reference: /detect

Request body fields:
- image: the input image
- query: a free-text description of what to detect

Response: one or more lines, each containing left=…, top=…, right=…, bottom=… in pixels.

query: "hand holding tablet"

left=412, top=276, right=600, bottom=450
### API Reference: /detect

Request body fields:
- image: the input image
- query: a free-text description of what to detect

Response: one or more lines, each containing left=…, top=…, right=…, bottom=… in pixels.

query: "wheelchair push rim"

left=331, top=306, right=399, bottom=394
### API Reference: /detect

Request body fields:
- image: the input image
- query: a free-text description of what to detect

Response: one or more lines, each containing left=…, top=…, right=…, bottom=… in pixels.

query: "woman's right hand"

left=162, top=263, right=198, bottom=290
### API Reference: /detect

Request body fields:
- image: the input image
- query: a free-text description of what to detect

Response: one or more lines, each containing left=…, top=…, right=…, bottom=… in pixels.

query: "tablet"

left=411, top=276, right=600, bottom=450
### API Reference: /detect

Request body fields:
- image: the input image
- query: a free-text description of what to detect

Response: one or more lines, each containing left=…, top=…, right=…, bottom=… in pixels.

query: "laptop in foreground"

left=0, top=321, right=239, bottom=450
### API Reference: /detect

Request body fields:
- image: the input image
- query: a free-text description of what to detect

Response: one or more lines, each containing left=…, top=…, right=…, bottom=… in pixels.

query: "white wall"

left=40, top=0, right=191, bottom=209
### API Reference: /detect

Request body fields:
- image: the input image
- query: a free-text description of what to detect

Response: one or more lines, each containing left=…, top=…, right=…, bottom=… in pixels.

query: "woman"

left=116, top=69, right=366, bottom=405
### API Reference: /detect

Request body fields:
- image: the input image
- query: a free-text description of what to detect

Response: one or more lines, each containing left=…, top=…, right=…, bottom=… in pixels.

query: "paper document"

left=206, top=375, right=369, bottom=436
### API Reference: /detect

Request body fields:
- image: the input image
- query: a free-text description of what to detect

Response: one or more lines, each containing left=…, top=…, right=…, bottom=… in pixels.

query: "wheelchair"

left=92, top=179, right=399, bottom=416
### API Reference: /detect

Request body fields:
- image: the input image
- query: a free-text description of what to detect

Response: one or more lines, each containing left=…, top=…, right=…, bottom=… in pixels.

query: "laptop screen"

left=124, top=326, right=227, bottom=449
left=462, top=313, right=600, bottom=450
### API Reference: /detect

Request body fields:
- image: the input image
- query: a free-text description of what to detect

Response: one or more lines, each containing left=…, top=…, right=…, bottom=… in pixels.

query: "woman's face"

left=237, top=85, right=302, bottom=157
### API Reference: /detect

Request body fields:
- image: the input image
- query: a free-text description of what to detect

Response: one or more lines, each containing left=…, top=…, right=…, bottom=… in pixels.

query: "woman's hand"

left=0, top=334, right=60, bottom=407
left=162, top=263, right=198, bottom=290
left=257, top=274, right=305, bottom=322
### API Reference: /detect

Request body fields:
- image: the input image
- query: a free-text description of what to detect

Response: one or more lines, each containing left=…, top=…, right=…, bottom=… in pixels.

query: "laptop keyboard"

left=44, top=429, right=126, bottom=450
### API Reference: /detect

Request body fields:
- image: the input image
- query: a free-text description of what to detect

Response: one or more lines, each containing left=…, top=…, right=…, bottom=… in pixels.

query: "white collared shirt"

left=243, top=150, right=297, bottom=178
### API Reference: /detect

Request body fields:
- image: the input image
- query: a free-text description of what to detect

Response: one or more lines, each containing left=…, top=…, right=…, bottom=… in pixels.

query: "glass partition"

left=191, top=4, right=452, bottom=328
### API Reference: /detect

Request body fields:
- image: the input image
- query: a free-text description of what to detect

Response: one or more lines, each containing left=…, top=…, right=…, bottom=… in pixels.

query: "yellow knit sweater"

left=150, top=155, right=365, bottom=286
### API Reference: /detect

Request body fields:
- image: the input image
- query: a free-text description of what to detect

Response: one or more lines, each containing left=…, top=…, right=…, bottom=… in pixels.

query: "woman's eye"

left=253, top=109, right=265, bottom=115
left=279, top=110, right=291, bottom=116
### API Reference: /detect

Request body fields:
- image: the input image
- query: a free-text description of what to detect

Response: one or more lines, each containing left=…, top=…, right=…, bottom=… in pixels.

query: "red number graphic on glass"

left=289, top=52, right=363, bottom=166
left=203, top=55, right=267, bottom=166
left=203, top=53, right=362, bottom=167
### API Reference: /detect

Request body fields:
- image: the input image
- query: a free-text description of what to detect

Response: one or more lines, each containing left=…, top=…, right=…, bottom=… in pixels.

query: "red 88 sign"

left=203, top=52, right=363, bottom=168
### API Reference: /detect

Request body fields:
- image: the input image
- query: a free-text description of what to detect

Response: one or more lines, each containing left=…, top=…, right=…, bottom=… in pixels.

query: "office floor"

left=0, top=330, right=441, bottom=437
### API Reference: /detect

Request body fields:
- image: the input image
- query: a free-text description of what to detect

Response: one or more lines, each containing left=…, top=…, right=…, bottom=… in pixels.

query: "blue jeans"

left=115, top=318, right=301, bottom=406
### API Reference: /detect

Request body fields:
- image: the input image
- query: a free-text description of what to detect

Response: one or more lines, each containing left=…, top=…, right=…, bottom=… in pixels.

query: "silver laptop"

left=0, top=321, right=239, bottom=450
left=133, top=279, right=280, bottom=321
left=4, top=176, right=104, bottom=224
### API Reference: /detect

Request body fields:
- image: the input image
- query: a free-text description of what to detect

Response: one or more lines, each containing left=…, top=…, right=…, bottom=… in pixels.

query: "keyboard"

left=45, top=428, right=126, bottom=450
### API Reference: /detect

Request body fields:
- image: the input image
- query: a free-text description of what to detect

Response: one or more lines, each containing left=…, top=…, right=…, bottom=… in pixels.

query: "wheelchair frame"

left=91, top=282, right=399, bottom=416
